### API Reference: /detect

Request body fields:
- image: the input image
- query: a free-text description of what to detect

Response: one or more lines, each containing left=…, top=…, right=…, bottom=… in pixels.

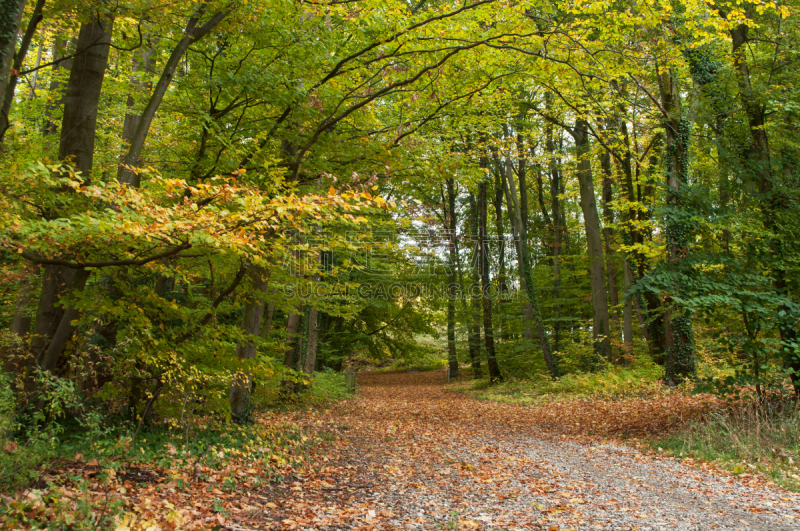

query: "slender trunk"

left=573, top=119, right=611, bottom=363
left=122, top=34, right=158, bottom=147
left=0, top=0, right=46, bottom=141
left=43, top=35, right=75, bottom=138
left=27, top=33, right=44, bottom=98
left=446, top=178, right=459, bottom=378
left=504, top=156, right=559, bottom=377
left=285, top=312, right=301, bottom=367
left=10, top=267, right=36, bottom=337
left=303, top=308, right=319, bottom=375
left=478, top=177, right=501, bottom=382
left=730, top=20, right=798, bottom=393
left=118, top=6, right=229, bottom=187
left=0, top=0, right=27, bottom=134
left=296, top=306, right=308, bottom=372
left=623, top=259, right=636, bottom=353
left=492, top=169, right=508, bottom=340
left=39, top=269, right=91, bottom=372
left=230, top=267, right=269, bottom=420
left=601, top=148, right=624, bottom=359
left=453, top=199, right=476, bottom=376
left=260, top=302, right=275, bottom=339
left=534, top=165, right=552, bottom=228
left=545, top=118, right=562, bottom=352
left=467, top=193, right=483, bottom=377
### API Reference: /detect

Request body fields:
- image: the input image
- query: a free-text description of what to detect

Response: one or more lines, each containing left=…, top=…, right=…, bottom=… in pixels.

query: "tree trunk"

left=478, top=177, right=501, bottom=382
left=0, top=0, right=46, bottom=141
left=467, top=193, right=483, bottom=377
left=600, top=148, right=622, bottom=346
left=545, top=114, right=563, bottom=352
left=230, top=267, right=269, bottom=421
left=118, top=6, right=229, bottom=187
left=39, top=269, right=91, bottom=372
left=504, top=157, right=559, bottom=377
left=285, top=311, right=302, bottom=367
left=446, top=178, right=459, bottom=378
left=303, top=308, right=319, bottom=375
left=58, top=14, right=114, bottom=181
left=122, top=34, right=158, bottom=148
left=260, top=302, right=275, bottom=339
left=10, top=266, right=36, bottom=337
left=730, top=20, right=799, bottom=393
left=27, top=15, right=113, bottom=390
left=42, top=35, right=74, bottom=138
left=573, top=119, right=611, bottom=363
left=0, top=0, right=26, bottom=132
left=492, top=166, right=508, bottom=340
left=657, top=64, right=697, bottom=384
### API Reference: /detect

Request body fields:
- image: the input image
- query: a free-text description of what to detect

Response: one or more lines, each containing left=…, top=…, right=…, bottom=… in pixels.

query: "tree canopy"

left=0, top=0, right=799, bottom=427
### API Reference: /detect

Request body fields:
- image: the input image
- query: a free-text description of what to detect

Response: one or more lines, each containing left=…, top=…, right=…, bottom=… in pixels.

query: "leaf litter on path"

left=257, top=370, right=800, bottom=531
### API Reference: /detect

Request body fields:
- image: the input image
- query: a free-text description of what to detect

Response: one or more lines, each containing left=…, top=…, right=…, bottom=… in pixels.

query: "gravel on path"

left=253, top=371, right=800, bottom=531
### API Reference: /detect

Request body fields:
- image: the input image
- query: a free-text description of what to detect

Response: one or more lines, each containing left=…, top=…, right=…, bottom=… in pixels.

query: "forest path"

left=257, top=370, right=800, bottom=531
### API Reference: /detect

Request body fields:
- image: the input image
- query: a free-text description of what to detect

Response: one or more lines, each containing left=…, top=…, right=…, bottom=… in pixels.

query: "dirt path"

left=253, top=371, right=800, bottom=531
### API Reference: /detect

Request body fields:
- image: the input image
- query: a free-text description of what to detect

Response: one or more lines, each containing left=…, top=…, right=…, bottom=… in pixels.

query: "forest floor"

left=244, top=370, right=800, bottom=531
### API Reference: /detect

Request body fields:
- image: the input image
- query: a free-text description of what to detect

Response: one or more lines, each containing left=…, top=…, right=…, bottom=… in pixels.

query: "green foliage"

left=463, top=357, right=666, bottom=404
left=255, top=369, right=353, bottom=411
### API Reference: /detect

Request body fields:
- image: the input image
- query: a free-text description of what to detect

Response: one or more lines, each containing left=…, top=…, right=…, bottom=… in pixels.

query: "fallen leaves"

left=7, top=370, right=798, bottom=531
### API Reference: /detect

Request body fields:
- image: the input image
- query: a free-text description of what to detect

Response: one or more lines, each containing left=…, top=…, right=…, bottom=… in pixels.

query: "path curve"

left=258, top=370, right=800, bottom=531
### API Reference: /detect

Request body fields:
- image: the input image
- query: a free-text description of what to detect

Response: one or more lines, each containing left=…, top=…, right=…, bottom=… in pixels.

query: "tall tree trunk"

left=43, top=35, right=75, bottom=139
left=573, top=119, right=611, bottom=363
left=534, top=165, right=552, bottom=228
left=514, top=160, right=537, bottom=344
left=478, top=177, right=501, bottom=382
left=467, top=193, right=483, bottom=377
left=58, top=14, right=113, bottom=182
left=545, top=113, right=563, bottom=352
left=658, top=64, right=697, bottom=384
left=601, top=148, right=624, bottom=359
left=0, top=0, right=26, bottom=132
left=446, top=178, right=459, bottom=378
left=26, top=14, right=113, bottom=393
left=730, top=19, right=799, bottom=393
left=39, top=269, right=91, bottom=373
left=122, top=34, right=158, bottom=148
left=492, top=169, right=508, bottom=340
left=296, top=306, right=308, bottom=373
left=504, top=157, right=559, bottom=377
left=230, top=267, right=269, bottom=421
left=117, top=5, right=229, bottom=187
left=452, top=194, right=477, bottom=377
left=260, top=302, right=275, bottom=339
left=303, top=308, right=319, bottom=375
left=10, top=266, right=36, bottom=337
left=0, top=0, right=46, bottom=141
left=285, top=311, right=301, bottom=367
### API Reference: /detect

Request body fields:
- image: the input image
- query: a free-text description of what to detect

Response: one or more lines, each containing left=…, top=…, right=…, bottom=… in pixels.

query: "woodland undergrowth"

left=0, top=372, right=351, bottom=530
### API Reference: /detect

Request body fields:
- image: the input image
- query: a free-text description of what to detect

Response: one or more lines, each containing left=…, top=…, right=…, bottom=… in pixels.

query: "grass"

left=453, top=357, right=669, bottom=404
left=654, top=400, right=800, bottom=491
